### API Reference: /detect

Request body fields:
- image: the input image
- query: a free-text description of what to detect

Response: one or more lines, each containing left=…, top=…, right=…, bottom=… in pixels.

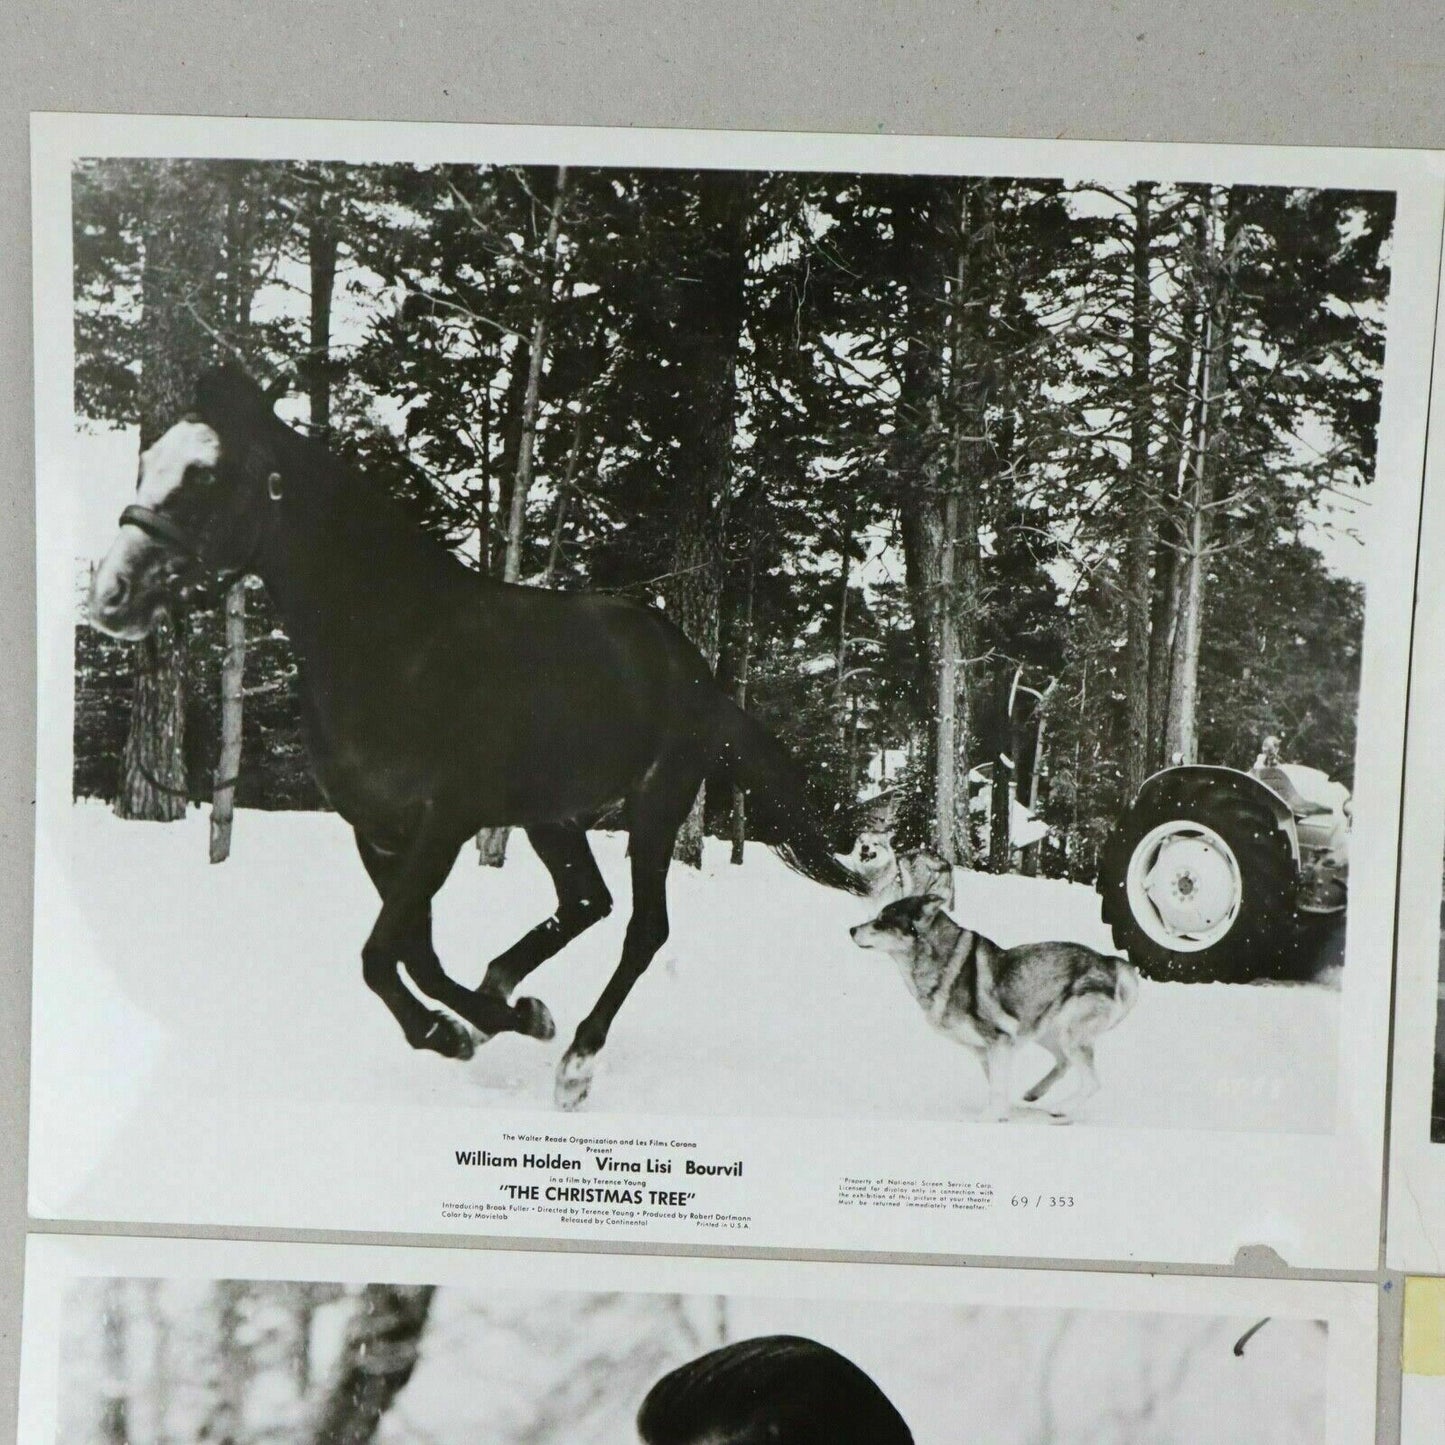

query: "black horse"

left=90, top=366, right=864, bottom=1108
left=637, top=1335, right=914, bottom=1444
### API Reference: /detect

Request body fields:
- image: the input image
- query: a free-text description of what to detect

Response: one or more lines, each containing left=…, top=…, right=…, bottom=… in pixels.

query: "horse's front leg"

left=356, top=815, right=493, bottom=1059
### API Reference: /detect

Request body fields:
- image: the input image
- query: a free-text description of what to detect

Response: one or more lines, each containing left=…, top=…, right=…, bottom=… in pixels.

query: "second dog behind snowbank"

left=848, top=832, right=956, bottom=910
left=850, top=894, right=1139, bottom=1122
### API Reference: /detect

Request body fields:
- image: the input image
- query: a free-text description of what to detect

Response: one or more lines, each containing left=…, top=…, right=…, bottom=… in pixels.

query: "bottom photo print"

left=18, top=1235, right=1377, bottom=1445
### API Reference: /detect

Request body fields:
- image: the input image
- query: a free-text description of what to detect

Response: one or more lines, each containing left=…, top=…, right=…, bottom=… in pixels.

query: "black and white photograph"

left=18, top=1236, right=1376, bottom=1445
left=30, top=116, right=1441, bottom=1262
left=1385, top=265, right=1445, bottom=1271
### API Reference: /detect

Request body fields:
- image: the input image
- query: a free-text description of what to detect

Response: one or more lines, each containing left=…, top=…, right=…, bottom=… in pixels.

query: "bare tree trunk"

left=1122, top=180, right=1156, bottom=796
left=989, top=709, right=1013, bottom=874
left=899, top=495, right=944, bottom=702
left=100, top=1279, right=131, bottom=1445
left=1152, top=324, right=1206, bottom=767
left=478, top=373, right=494, bottom=572
left=474, top=370, right=506, bottom=864
left=845, top=694, right=864, bottom=800
left=1070, top=661, right=1087, bottom=878
left=935, top=472, right=964, bottom=864
left=208, top=173, right=260, bottom=861
left=502, top=166, right=568, bottom=584
left=542, top=405, right=589, bottom=586
left=478, top=168, right=568, bottom=868
left=308, top=199, right=338, bottom=440
left=472, top=826, right=509, bottom=866
left=1020, top=678, right=1057, bottom=877
left=730, top=553, right=756, bottom=865
left=833, top=495, right=854, bottom=740
left=1165, top=198, right=1230, bottom=765
left=1147, top=296, right=1202, bottom=770
left=492, top=336, right=531, bottom=568
left=894, top=181, right=948, bottom=779
left=1165, top=483, right=1208, bottom=765
left=667, top=171, right=750, bottom=867
left=115, top=616, right=190, bottom=820
left=934, top=182, right=984, bottom=867
left=1146, top=536, right=1179, bottom=772
left=115, top=161, right=227, bottom=821
left=208, top=581, right=246, bottom=862
left=305, top=1285, right=434, bottom=1445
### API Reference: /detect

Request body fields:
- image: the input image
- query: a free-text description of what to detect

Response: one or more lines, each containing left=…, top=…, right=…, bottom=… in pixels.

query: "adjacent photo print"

left=1401, top=1277, right=1445, bottom=1445
left=1386, top=252, right=1445, bottom=1271
left=29, top=115, right=1443, bottom=1265
left=16, top=1235, right=1378, bottom=1445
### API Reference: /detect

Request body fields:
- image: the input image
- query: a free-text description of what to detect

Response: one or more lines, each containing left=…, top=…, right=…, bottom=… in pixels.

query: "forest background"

left=69, top=159, right=1390, bottom=877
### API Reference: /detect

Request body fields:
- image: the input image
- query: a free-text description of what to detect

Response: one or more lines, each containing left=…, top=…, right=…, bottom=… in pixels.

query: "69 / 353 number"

left=1010, top=1194, right=1076, bottom=1208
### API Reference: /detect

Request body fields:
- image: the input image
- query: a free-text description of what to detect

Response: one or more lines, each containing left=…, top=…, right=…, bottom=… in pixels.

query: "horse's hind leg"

left=470, top=823, right=614, bottom=1042
left=356, top=819, right=506, bottom=1059
left=555, top=764, right=696, bottom=1110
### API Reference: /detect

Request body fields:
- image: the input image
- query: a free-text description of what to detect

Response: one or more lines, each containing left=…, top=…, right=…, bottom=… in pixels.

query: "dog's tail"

left=1069, top=955, right=1140, bottom=1027
left=1106, top=958, right=1140, bottom=1025
left=710, top=696, right=868, bottom=895
left=1109, top=965, right=1132, bottom=1023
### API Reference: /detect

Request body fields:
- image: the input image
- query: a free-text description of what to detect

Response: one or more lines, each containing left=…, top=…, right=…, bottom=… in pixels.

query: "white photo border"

left=28, top=113, right=1445, bottom=1268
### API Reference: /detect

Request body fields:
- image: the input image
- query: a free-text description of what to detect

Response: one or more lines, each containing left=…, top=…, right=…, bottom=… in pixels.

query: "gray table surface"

left=4, top=4, right=1443, bottom=1438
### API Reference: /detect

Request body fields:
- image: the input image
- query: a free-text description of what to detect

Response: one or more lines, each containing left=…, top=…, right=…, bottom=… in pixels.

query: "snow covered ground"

left=43, top=803, right=1338, bottom=1133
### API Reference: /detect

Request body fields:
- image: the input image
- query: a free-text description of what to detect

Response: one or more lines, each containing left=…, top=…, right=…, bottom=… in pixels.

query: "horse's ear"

left=262, top=369, right=295, bottom=404
left=194, top=365, right=274, bottom=426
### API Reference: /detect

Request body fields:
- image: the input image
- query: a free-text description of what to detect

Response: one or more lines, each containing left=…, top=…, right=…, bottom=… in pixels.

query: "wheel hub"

left=1125, top=821, right=1245, bottom=952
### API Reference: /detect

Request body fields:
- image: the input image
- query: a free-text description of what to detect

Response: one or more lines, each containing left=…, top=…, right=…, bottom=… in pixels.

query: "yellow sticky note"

left=1404, top=1278, right=1445, bottom=1376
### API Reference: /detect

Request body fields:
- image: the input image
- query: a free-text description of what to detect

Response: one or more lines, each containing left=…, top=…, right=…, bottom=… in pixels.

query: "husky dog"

left=895, top=848, right=954, bottom=910
left=850, top=895, right=1138, bottom=1121
left=848, top=832, right=956, bottom=910
left=849, top=830, right=901, bottom=894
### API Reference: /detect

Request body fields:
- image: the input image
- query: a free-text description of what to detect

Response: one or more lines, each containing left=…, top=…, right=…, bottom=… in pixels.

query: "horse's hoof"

left=554, top=1050, right=596, bottom=1110
left=418, top=1012, right=475, bottom=1060
left=516, top=995, right=556, bottom=1041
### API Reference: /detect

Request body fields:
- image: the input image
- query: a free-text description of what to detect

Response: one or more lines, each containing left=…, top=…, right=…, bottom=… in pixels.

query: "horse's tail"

left=710, top=697, right=869, bottom=895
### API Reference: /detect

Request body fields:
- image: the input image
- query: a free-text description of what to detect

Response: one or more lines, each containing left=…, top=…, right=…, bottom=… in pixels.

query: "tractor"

left=1097, top=738, right=1349, bottom=983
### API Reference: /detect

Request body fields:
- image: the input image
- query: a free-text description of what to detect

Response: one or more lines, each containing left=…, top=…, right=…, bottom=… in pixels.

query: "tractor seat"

left=1253, top=765, right=1333, bottom=819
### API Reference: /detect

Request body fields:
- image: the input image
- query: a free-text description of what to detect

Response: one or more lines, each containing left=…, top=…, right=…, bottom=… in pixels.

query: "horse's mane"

left=196, top=364, right=453, bottom=555
left=249, top=389, right=476, bottom=582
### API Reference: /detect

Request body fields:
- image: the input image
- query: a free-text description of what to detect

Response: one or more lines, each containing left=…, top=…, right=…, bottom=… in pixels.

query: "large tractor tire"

left=1098, top=770, right=1298, bottom=983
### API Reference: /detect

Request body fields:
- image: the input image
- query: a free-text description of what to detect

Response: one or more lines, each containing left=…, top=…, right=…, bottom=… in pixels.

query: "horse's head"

left=637, top=1335, right=913, bottom=1444
left=89, top=366, right=283, bottom=639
